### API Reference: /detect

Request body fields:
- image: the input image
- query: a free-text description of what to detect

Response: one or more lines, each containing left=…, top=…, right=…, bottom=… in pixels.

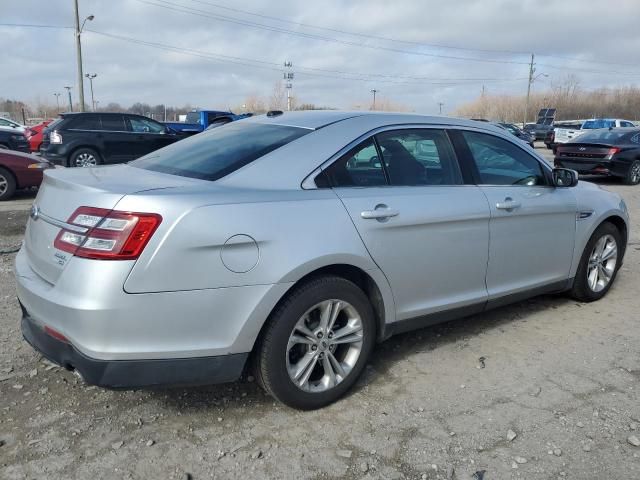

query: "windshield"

left=582, top=119, right=615, bottom=129
left=130, top=122, right=309, bottom=181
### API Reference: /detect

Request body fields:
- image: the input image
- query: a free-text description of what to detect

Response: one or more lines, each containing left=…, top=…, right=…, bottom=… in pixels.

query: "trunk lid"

left=23, top=164, right=201, bottom=285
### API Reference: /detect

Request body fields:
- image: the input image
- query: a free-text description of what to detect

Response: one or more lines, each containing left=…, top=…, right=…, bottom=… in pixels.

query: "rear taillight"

left=53, top=207, right=162, bottom=260
left=606, top=147, right=620, bottom=159
left=50, top=130, right=62, bottom=144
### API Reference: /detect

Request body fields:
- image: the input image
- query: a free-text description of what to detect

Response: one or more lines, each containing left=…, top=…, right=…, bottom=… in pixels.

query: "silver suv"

left=16, top=111, right=629, bottom=409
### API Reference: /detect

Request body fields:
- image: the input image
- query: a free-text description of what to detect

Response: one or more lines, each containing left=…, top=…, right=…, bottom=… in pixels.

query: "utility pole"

left=64, top=86, right=73, bottom=112
left=523, top=53, right=535, bottom=129
left=438, top=102, right=444, bottom=115
left=370, top=89, right=378, bottom=110
left=85, top=73, right=97, bottom=111
left=283, top=61, right=294, bottom=111
left=53, top=93, right=61, bottom=113
left=73, top=0, right=86, bottom=112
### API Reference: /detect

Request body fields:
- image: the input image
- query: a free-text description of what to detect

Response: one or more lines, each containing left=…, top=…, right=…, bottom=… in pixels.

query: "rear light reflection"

left=44, top=325, right=69, bottom=344
left=53, top=206, right=162, bottom=260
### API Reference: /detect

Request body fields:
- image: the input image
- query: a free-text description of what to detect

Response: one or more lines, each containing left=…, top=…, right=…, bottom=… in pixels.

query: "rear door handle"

left=361, top=206, right=399, bottom=220
left=496, top=197, right=521, bottom=210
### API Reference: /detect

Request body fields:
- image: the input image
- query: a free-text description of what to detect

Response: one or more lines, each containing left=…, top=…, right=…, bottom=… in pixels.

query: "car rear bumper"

left=21, top=308, right=248, bottom=388
left=555, top=158, right=628, bottom=177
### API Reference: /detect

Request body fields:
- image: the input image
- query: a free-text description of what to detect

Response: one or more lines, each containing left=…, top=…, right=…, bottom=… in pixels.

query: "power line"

left=134, top=0, right=532, bottom=66
left=147, top=0, right=640, bottom=69
left=85, top=29, right=525, bottom=86
left=0, top=23, right=72, bottom=29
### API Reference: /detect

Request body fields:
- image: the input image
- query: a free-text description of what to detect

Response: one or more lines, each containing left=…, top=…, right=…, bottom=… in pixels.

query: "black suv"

left=41, top=112, right=182, bottom=167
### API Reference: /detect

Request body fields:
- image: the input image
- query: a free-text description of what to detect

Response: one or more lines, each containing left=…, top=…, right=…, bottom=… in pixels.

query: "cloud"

left=2, top=0, right=640, bottom=113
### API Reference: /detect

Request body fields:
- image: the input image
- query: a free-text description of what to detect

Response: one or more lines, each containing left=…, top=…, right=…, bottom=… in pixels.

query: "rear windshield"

left=582, top=119, right=615, bottom=129
left=574, top=129, right=638, bottom=144
left=130, top=122, right=309, bottom=181
left=185, top=112, right=200, bottom=124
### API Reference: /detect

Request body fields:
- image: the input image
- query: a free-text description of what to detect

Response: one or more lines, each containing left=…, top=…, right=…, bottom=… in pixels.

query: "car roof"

left=245, top=110, right=507, bottom=133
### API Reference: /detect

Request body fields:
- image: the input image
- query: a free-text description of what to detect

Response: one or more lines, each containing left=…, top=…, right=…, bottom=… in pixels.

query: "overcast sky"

left=2, top=0, right=640, bottom=114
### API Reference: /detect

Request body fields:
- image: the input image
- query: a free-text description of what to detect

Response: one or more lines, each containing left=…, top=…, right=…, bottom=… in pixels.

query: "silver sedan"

left=16, top=111, right=629, bottom=409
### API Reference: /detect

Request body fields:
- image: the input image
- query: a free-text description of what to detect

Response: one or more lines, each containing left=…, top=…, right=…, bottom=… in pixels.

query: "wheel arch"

left=0, top=164, right=17, bottom=189
left=247, top=262, right=395, bottom=357
left=602, top=214, right=628, bottom=257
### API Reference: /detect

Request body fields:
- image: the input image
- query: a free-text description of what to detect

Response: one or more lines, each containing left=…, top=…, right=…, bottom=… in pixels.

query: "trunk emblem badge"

left=30, top=205, right=40, bottom=221
left=579, top=147, right=586, bottom=151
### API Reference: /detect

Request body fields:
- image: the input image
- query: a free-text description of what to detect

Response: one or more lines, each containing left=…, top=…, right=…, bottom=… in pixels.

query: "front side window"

left=131, top=122, right=308, bottom=181
left=128, top=117, right=165, bottom=133
left=462, top=131, right=547, bottom=186
left=376, top=129, right=462, bottom=186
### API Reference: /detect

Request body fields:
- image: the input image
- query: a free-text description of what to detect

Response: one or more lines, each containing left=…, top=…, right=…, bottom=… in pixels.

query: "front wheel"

left=256, top=276, right=376, bottom=410
left=571, top=222, right=622, bottom=302
left=0, top=167, right=17, bottom=201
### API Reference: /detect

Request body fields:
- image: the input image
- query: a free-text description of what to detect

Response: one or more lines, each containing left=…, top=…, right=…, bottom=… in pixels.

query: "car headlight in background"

left=10, top=134, right=25, bottom=141
left=50, top=131, right=62, bottom=144
left=27, top=162, right=52, bottom=170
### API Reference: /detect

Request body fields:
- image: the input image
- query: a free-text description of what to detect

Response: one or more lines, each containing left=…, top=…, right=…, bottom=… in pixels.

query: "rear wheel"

left=571, top=222, right=621, bottom=302
left=623, top=160, right=640, bottom=185
left=256, top=276, right=376, bottom=410
left=0, top=167, right=17, bottom=201
left=69, top=148, right=101, bottom=168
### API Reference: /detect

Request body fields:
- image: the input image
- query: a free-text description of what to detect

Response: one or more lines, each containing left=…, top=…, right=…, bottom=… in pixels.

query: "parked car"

left=24, top=120, right=52, bottom=152
left=0, top=116, right=26, bottom=133
left=17, top=111, right=629, bottom=409
left=497, top=122, right=535, bottom=148
left=545, top=121, right=583, bottom=151
left=41, top=112, right=183, bottom=167
left=555, top=128, right=640, bottom=185
left=554, top=119, right=636, bottom=150
left=164, top=109, right=252, bottom=136
left=0, top=128, right=30, bottom=152
left=0, top=150, right=52, bottom=200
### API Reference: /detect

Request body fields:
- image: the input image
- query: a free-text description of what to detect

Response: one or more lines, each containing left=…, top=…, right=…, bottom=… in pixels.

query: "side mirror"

left=553, top=168, right=578, bottom=187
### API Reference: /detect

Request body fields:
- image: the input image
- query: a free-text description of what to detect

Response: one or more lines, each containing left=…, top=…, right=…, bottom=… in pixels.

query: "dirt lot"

left=1, top=147, right=639, bottom=479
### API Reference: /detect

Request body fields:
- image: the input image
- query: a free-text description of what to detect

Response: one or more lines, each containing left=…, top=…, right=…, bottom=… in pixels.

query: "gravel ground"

left=1, top=148, right=639, bottom=479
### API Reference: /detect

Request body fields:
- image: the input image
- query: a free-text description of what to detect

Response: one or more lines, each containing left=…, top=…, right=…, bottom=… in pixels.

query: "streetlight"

left=53, top=93, right=61, bottom=113
left=74, top=0, right=94, bottom=112
left=370, top=89, right=378, bottom=110
left=85, top=73, right=97, bottom=111
left=64, top=86, right=73, bottom=112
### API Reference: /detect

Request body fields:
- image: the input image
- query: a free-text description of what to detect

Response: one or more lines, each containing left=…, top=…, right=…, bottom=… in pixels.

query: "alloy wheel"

left=630, top=162, right=640, bottom=184
left=587, top=234, right=618, bottom=292
left=286, top=299, right=363, bottom=392
left=75, top=152, right=97, bottom=167
left=0, top=174, right=7, bottom=196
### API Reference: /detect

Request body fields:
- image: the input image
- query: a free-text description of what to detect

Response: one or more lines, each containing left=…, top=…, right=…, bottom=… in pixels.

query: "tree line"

left=454, top=77, right=640, bottom=124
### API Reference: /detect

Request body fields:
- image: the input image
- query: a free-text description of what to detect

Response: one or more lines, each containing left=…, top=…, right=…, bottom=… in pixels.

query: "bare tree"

left=269, top=81, right=286, bottom=111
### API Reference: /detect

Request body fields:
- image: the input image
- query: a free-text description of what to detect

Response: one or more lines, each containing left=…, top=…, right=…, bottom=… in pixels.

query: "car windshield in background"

left=582, top=119, right=615, bottom=129
left=130, top=122, right=309, bottom=181
left=574, top=129, right=639, bottom=144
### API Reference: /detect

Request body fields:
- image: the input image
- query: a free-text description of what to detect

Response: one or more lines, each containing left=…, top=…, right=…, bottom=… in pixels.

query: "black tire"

left=0, top=167, right=17, bottom=201
left=623, top=160, right=640, bottom=185
left=255, top=276, right=376, bottom=410
left=571, top=222, right=622, bottom=302
left=68, top=148, right=101, bottom=168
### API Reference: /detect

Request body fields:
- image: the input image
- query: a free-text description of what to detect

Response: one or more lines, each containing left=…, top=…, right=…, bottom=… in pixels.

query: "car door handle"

left=361, top=207, right=399, bottom=220
left=496, top=197, right=521, bottom=210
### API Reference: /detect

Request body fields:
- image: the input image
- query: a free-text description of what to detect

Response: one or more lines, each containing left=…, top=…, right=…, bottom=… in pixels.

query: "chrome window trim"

left=301, top=122, right=550, bottom=190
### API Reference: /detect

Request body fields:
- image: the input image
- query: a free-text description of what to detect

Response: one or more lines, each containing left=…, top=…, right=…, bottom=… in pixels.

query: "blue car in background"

left=164, top=110, right=252, bottom=136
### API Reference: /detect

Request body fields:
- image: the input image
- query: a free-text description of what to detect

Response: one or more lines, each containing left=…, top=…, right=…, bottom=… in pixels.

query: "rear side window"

left=377, top=129, right=462, bottom=186
left=100, top=115, right=126, bottom=131
left=321, top=139, right=386, bottom=187
left=131, top=122, right=309, bottom=181
left=66, top=114, right=101, bottom=130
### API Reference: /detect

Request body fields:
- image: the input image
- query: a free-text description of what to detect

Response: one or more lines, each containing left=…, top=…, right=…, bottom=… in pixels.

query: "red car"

left=24, top=120, right=52, bottom=152
left=0, top=150, right=52, bottom=200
